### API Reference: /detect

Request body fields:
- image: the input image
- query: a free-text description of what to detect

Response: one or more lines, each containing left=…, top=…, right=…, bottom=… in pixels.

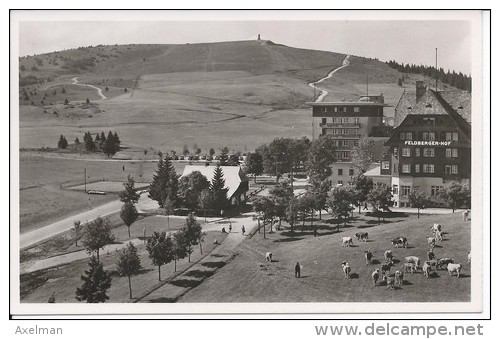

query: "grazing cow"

left=468, top=252, right=471, bottom=264
left=394, top=270, right=404, bottom=286
left=371, top=269, right=380, bottom=286
left=391, top=237, right=409, bottom=248
left=386, top=277, right=395, bottom=290
left=427, top=250, right=435, bottom=261
left=430, top=223, right=442, bottom=234
left=463, top=210, right=470, bottom=221
left=403, top=262, right=417, bottom=274
left=342, top=261, right=351, bottom=279
left=425, top=260, right=438, bottom=271
left=342, top=237, right=353, bottom=247
left=355, top=232, right=369, bottom=242
left=427, top=236, right=436, bottom=249
left=422, top=262, right=431, bottom=278
left=384, top=250, right=393, bottom=264
left=265, top=252, right=272, bottom=262
left=435, top=230, right=444, bottom=242
left=437, top=258, right=454, bottom=270
left=405, top=256, right=421, bottom=269
left=447, top=263, right=463, bottom=278
left=381, top=263, right=392, bottom=275
left=364, top=250, right=373, bottom=265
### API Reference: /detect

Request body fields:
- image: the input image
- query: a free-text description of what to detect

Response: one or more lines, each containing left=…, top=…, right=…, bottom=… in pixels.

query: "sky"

left=17, top=16, right=473, bottom=74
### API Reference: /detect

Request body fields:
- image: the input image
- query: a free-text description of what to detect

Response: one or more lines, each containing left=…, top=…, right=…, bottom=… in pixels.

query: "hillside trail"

left=308, top=55, right=350, bottom=102
left=71, top=77, right=107, bottom=100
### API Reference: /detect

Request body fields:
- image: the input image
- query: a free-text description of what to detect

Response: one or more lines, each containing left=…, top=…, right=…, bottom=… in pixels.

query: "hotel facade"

left=309, top=95, right=388, bottom=186
left=386, top=81, right=471, bottom=207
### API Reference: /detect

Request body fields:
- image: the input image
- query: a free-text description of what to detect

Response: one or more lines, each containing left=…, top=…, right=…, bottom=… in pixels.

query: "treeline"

left=386, top=60, right=471, bottom=92
left=57, top=131, right=121, bottom=157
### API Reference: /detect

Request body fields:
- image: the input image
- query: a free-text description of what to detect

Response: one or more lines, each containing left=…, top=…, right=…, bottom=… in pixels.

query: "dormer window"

left=425, top=104, right=432, bottom=108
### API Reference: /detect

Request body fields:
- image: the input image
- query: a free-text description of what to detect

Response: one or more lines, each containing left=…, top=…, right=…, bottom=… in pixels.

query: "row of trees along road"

left=57, top=130, right=121, bottom=158
left=73, top=211, right=204, bottom=302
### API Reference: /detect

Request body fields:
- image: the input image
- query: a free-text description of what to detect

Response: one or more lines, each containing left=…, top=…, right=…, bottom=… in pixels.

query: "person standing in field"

left=229, top=222, right=232, bottom=233
left=241, top=225, right=246, bottom=235
left=295, top=262, right=301, bottom=278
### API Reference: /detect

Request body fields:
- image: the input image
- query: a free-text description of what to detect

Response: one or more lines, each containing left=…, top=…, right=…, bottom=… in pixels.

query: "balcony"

left=319, top=122, right=360, bottom=128
left=322, top=133, right=361, bottom=139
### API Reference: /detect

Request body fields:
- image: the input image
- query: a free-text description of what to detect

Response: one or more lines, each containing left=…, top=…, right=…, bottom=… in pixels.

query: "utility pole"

left=435, top=48, right=438, bottom=91
left=84, top=167, right=87, bottom=193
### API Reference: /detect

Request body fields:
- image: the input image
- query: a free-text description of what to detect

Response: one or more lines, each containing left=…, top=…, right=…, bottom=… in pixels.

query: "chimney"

left=416, top=81, right=426, bottom=102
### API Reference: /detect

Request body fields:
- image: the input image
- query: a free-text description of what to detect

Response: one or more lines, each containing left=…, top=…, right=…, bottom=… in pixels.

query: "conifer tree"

left=210, top=164, right=228, bottom=212
left=75, top=255, right=112, bottom=303
left=119, top=175, right=140, bottom=204
left=148, top=152, right=178, bottom=208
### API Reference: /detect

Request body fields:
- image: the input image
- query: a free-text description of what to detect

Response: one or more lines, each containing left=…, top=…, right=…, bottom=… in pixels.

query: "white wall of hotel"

left=391, top=176, right=471, bottom=207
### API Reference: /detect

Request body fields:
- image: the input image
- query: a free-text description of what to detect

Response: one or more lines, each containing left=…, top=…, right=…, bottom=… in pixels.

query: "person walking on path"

left=229, top=222, right=232, bottom=233
left=241, top=225, right=246, bottom=235
left=295, top=262, right=301, bottom=278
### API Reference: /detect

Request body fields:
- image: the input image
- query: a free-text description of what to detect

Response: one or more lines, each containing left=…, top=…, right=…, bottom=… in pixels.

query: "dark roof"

left=394, top=88, right=471, bottom=128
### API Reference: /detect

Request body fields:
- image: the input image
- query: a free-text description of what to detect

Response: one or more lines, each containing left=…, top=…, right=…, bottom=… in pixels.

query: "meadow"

left=180, top=212, right=471, bottom=303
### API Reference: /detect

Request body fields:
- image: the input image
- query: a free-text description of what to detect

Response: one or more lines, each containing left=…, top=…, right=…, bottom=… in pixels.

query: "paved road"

left=20, top=193, right=157, bottom=249
left=308, top=55, right=350, bottom=102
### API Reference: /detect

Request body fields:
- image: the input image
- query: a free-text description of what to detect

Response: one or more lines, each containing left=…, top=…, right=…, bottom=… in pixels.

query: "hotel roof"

left=181, top=165, right=248, bottom=199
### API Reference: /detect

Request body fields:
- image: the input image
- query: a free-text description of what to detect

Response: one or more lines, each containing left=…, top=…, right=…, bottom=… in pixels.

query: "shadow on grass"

left=201, top=261, right=226, bottom=269
left=170, top=279, right=202, bottom=288
left=184, top=270, right=214, bottom=279
left=366, top=212, right=409, bottom=218
left=210, top=253, right=226, bottom=258
left=109, top=267, right=153, bottom=277
left=349, top=273, right=359, bottom=279
left=273, top=237, right=303, bottom=243
left=371, top=259, right=381, bottom=265
left=357, top=224, right=380, bottom=229
left=393, top=259, right=401, bottom=264
left=402, top=280, right=413, bottom=286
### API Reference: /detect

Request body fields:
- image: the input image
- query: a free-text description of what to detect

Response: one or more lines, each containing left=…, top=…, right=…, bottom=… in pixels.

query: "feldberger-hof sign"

left=404, top=141, right=453, bottom=146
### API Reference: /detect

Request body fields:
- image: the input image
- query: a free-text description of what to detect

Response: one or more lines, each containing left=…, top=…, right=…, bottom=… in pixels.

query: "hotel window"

left=323, top=107, right=328, bottom=113
left=452, top=165, right=458, bottom=174
left=342, top=107, right=347, bottom=112
left=406, top=132, right=413, bottom=140
left=354, top=107, right=360, bottom=113
left=423, top=164, right=434, bottom=173
left=354, top=117, right=360, bottom=124
left=415, top=148, right=421, bottom=157
left=446, top=132, right=459, bottom=141
left=402, top=147, right=411, bottom=157
left=401, top=186, right=411, bottom=196
left=338, top=180, right=343, bottom=185
left=452, top=148, right=458, bottom=157
left=333, top=140, right=338, bottom=147
left=414, top=164, right=420, bottom=173
left=333, top=129, right=339, bottom=134
left=353, top=140, right=358, bottom=146
left=445, top=165, right=452, bottom=175
left=392, top=185, right=399, bottom=194
left=349, top=169, right=355, bottom=176
left=429, top=164, right=434, bottom=173
left=343, top=117, right=349, bottom=123
left=393, top=147, right=398, bottom=157
left=338, top=168, right=343, bottom=176
left=428, top=132, right=436, bottom=141
left=402, top=164, right=411, bottom=173
left=400, top=132, right=406, bottom=140
left=445, top=148, right=452, bottom=158
left=431, top=186, right=442, bottom=196
left=422, top=132, right=429, bottom=140
left=334, top=107, right=338, bottom=113
left=342, top=140, right=350, bottom=147
left=423, top=148, right=435, bottom=157
left=382, top=161, right=390, bottom=170
left=321, top=118, right=327, bottom=125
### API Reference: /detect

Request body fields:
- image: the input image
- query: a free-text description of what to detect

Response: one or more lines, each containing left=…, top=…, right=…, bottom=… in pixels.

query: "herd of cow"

left=338, top=221, right=469, bottom=290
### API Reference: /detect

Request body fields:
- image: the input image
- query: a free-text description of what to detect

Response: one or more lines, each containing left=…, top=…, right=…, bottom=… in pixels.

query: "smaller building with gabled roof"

left=181, top=165, right=249, bottom=206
